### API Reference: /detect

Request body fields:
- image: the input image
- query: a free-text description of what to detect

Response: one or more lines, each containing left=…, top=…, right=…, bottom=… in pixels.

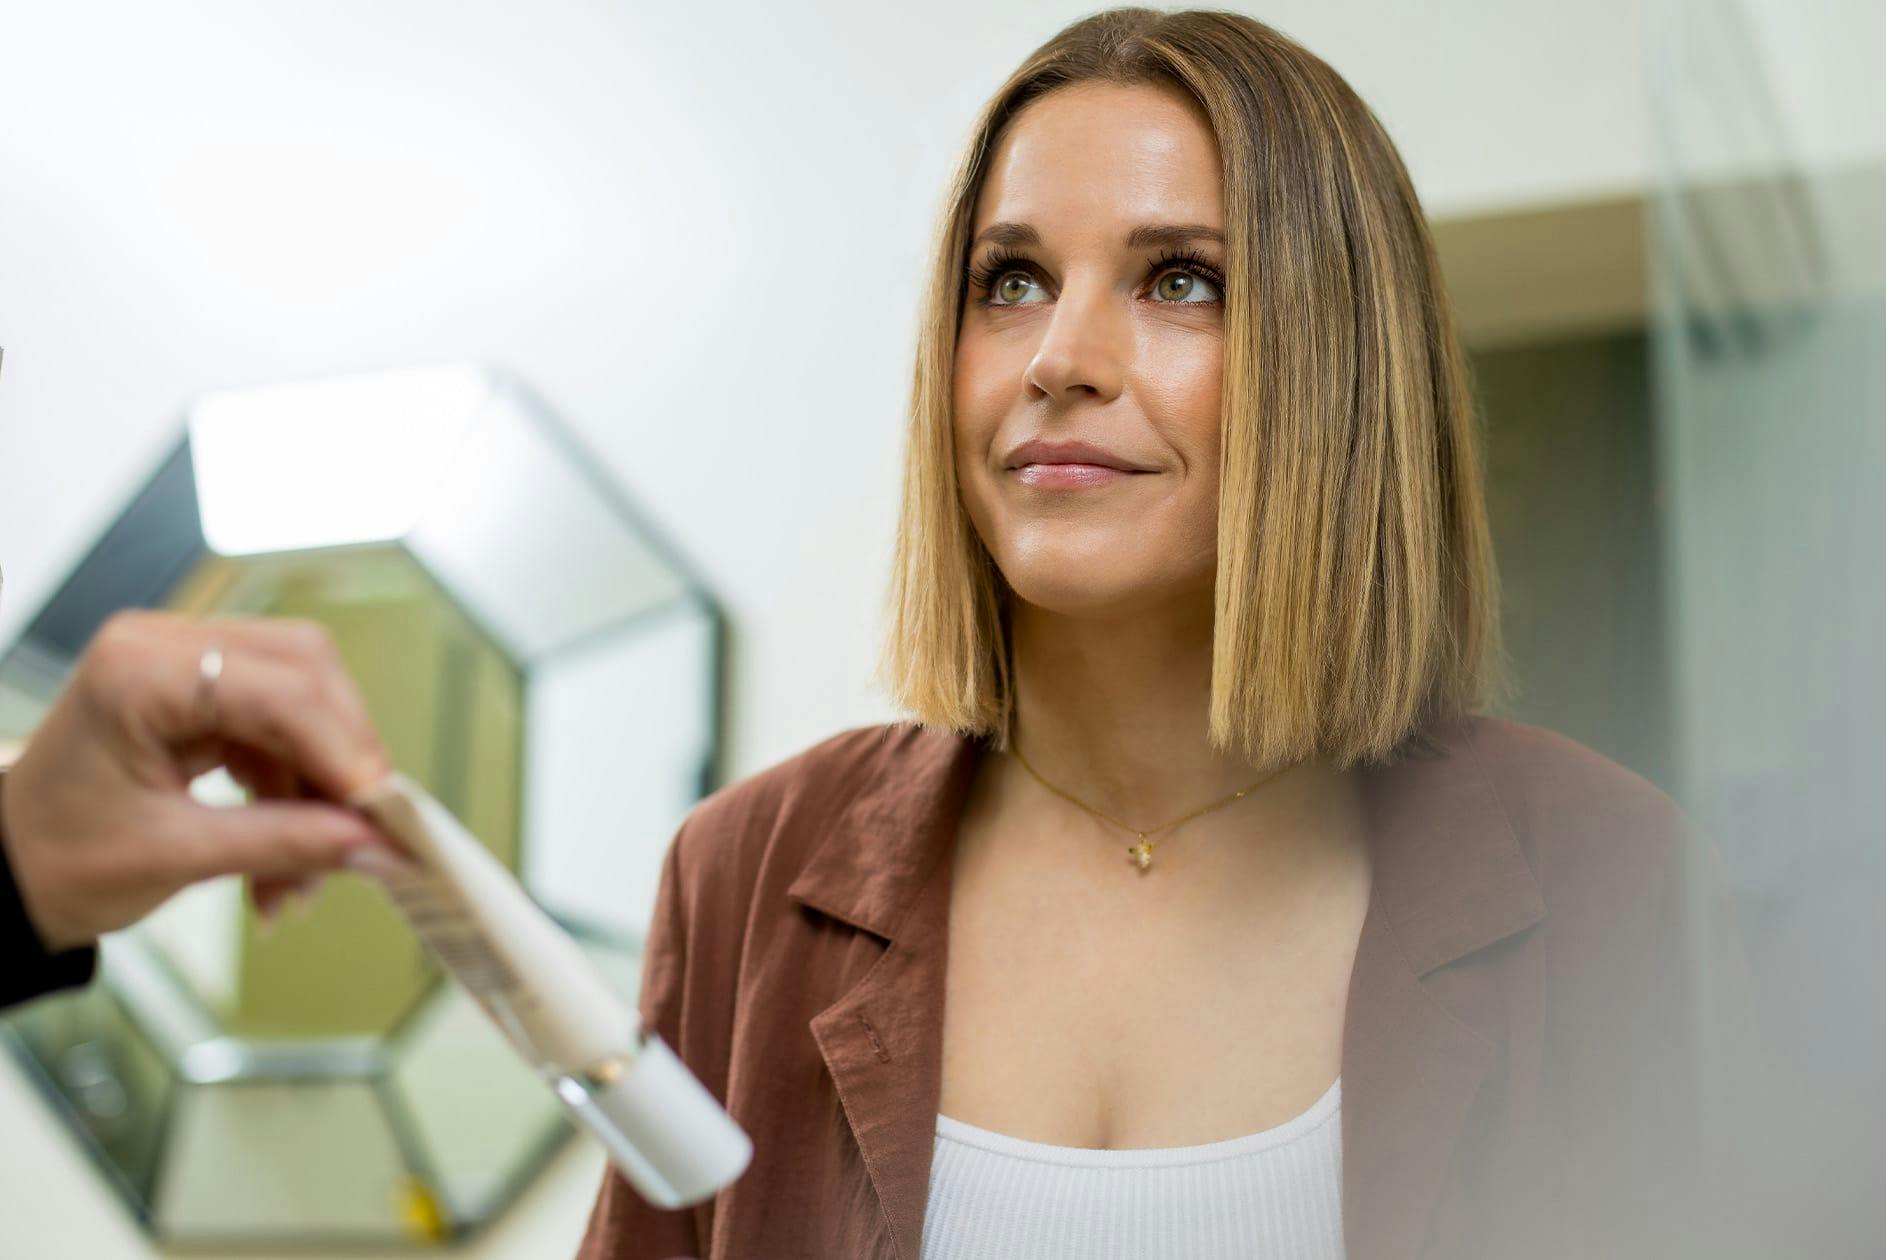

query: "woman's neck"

left=1004, top=597, right=1292, bottom=830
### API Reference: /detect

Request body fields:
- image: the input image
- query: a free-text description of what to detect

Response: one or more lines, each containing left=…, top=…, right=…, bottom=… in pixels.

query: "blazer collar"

left=786, top=717, right=1545, bottom=1260
left=786, top=722, right=985, bottom=942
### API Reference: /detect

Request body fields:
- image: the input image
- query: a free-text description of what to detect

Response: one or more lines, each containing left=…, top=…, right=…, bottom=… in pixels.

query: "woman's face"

left=953, top=81, right=1226, bottom=621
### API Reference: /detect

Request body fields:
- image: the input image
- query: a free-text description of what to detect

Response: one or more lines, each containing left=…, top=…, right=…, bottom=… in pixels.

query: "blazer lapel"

left=789, top=724, right=988, bottom=1259
left=1341, top=722, right=1547, bottom=1260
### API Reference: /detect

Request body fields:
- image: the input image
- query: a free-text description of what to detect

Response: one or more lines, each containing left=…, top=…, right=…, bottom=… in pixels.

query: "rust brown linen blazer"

left=574, top=713, right=1745, bottom=1260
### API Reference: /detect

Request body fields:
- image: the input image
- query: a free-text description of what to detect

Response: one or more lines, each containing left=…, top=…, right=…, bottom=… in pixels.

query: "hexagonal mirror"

left=0, top=363, right=724, bottom=1246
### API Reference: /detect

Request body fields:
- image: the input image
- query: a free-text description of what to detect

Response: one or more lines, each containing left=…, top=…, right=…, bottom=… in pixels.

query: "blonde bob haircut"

left=874, top=6, right=1505, bottom=770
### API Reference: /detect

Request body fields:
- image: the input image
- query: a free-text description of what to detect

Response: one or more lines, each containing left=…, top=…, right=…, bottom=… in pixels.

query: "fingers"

left=249, top=871, right=325, bottom=931
left=250, top=872, right=301, bottom=920
left=201, top=616, right=388, bottom=770
left=168, top=796, right=396, bottom=884
left=229, top=747, right=379, bottom=924
left=223, top=742, right=299, bottom=801
left=85, top=610, right=392, bottom=802
left=249, top=842, right=426, bottom=929
left=238, top=759, right=346, bottom=923
left=338, top=843, right=423, bottom=882
left=188, top=652, right=384, bottom=803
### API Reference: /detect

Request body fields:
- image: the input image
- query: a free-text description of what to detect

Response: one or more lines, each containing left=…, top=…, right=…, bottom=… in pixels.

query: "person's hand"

left=0, top=608, right=404, bottom=952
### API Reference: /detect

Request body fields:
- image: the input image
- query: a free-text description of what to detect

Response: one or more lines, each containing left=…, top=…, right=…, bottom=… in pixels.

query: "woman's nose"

left=1023, top=282, right=1127, bottom=401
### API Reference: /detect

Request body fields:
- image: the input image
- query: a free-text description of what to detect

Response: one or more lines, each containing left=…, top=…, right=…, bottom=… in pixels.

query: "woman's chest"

left=935, top=807, right=1370, bottom=1151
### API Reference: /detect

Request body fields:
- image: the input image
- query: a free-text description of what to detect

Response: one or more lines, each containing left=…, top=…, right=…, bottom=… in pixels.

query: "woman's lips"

left=1010, top=462, right=1150, bottom=488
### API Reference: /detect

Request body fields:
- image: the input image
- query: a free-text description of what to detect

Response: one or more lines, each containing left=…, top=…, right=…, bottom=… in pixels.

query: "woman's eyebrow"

left=969, top=222, right=1226, bottom=250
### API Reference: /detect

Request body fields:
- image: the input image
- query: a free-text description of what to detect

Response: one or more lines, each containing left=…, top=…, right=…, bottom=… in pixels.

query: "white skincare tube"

left=345, top=771, right=752, bottom=1210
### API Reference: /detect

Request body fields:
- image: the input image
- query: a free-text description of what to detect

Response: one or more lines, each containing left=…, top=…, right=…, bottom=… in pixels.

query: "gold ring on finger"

left=197, top=644, right=225, bottom=731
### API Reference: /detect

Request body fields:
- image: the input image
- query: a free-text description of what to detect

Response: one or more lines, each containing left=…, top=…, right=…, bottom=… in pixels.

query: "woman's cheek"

left=1136, top=334, right=1223, bottom=462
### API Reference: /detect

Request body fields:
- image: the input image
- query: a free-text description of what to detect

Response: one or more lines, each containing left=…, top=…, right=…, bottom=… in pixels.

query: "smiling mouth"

left=1009, top=462, right=1151, bottom=487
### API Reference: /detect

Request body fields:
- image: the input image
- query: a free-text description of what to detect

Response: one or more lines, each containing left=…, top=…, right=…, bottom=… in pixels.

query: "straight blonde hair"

left=874, top=6, right=1506, bottom=770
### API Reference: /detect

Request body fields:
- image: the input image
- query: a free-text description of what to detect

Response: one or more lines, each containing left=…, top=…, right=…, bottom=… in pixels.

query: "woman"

left=577, top=9, right=1743, bottom=1259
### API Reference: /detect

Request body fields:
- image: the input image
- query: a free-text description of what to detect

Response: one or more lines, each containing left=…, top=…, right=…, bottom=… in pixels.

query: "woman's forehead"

left=974, top=84, right=1222, bottom=241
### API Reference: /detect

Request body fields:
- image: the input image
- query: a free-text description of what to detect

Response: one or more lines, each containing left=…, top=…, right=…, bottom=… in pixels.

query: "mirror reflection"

left=0, top=363, right=723, bottom=1246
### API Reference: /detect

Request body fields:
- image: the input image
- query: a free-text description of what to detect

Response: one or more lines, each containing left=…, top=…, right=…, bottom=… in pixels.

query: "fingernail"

left=288, top=877, right=323, bottom=918
left=344, top=845, right=409, bottom=880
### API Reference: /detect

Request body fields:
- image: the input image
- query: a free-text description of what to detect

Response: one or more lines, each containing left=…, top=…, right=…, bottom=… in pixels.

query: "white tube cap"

left=552, top=1033, right=754, bottom=1210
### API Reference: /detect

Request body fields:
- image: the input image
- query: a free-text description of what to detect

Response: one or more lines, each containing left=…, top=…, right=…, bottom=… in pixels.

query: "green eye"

left=994, top=272, right=1040, bottom=304
left=1153, top=269, right=1222, bottom=303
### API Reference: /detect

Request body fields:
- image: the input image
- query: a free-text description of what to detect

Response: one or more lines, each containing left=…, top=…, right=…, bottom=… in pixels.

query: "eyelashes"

left=964, top=246, right=1227, bottom=307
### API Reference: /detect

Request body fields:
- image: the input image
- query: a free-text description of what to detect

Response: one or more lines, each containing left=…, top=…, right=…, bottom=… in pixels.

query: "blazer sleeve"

left=1646, top=812, right=1777, bottom=1257
left=1539, top=796, right=1771, bottom=1260
left=0, top=768, right=100, bottom=1012
left=572, top=815, right=709, bottom=1260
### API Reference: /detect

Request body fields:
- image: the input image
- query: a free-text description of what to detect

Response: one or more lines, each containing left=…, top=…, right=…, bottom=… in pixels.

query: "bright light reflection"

left=189, top=365, right=491, bottom=556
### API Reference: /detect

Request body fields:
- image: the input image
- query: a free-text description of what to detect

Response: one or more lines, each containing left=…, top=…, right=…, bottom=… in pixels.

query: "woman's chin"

left=1001, top=569, right=1199, bottom=621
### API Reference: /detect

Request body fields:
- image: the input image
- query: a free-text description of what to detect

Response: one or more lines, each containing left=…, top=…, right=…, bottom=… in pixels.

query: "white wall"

left=1741, top=0, right=1886, bottom=169
left=0, top=1, right=1656, bottom=1256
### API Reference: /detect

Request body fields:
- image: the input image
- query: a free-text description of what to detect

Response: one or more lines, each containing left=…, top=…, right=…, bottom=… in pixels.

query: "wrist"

left=0, top=766, right=92, bottom=955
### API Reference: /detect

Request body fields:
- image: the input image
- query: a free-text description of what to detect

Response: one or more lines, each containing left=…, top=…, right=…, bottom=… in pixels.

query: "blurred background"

left=1, top=0, right=1880, bottom=1256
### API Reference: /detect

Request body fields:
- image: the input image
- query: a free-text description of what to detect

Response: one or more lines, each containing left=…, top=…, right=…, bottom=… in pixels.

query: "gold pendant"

left=1127, top=839, right=1153, bottom=870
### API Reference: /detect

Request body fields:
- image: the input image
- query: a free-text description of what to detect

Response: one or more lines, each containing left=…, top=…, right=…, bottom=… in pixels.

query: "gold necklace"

left=1005, top=715, right=1288, bottom=871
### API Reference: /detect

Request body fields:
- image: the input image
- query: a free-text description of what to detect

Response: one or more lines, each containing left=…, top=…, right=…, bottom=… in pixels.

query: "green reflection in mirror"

left=145, top=543, right=522, bottom=1039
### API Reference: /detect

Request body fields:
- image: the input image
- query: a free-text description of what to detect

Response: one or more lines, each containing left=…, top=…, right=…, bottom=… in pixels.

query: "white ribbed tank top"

left=918, top=1077, right=1344, bottom=1260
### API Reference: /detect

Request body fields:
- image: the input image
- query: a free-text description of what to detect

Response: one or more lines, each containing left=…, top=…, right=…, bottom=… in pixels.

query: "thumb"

left=169, top=798, right=393, bottom=883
